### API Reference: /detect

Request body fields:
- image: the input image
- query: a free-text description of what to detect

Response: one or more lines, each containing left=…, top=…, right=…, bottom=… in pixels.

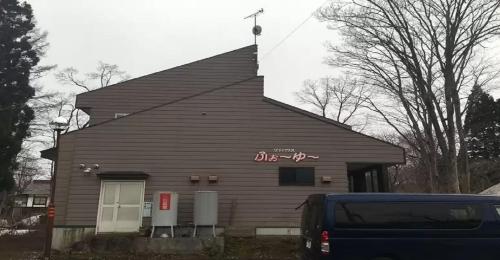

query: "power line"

left=261, top=0, right=330, bottom=59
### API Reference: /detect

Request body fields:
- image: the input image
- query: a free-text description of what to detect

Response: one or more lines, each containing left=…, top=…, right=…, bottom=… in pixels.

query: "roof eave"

left=40, top=147, right=56, bottom=161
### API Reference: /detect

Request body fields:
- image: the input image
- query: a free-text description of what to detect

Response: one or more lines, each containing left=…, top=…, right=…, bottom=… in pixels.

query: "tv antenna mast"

left=244, top=8, right=264, bottom=44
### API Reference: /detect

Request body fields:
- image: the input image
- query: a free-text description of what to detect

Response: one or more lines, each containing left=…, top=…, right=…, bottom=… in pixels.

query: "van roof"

left=325, top=193, right=500, bottom=202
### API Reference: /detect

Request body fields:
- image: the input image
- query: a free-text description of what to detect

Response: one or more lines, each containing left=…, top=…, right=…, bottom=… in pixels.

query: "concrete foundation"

left=52, top=227, right=96, bottom=251
left=52, top=226, right=300, bottom=253
left=52, top=226, right=224, bottom=255
left=255, top=227, right=300, bottom=236
left=224, top=226, right=256, bottom=237
left=133, top=237, right=224, bottom=254
left=151, top=226, right=224, bottom=238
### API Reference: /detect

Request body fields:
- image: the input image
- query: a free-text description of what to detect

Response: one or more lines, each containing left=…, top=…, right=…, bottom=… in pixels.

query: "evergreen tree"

left=0, top=0, right=40, bottom=196
left=464, top=85, right=500, bottom=160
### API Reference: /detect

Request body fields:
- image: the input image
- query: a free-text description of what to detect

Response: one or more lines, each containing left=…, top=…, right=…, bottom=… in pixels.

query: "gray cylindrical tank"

left=152, top=191, right=178, bottom=226
left=193, top=191, right=218, bottom=225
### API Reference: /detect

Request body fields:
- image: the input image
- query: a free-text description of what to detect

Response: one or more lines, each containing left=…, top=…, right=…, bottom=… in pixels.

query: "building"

left=12, top=179, right=50, bottom=220
left=41, top=45, right=404, bottom=248
left=14, top=179, right=50, bottom=208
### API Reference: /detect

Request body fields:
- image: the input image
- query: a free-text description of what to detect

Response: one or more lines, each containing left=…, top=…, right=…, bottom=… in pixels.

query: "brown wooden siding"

left=76, top=45, right=258, bottom=125
left=55, top=77, right=404, bottom=228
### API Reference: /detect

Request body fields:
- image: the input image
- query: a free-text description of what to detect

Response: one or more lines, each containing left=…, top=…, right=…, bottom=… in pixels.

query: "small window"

left=14, top=196, right=28, bottom=207
left=335, top=202, right=482, bottom=229
left=279, top=167, right=315, bottom=186
left=33, top=196, right=47, bottom=206
left=114, top=113, right=129, bottom=119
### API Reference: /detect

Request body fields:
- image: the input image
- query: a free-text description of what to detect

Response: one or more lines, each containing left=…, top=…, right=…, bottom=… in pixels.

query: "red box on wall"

left=159, top=193, right=171, bottom=210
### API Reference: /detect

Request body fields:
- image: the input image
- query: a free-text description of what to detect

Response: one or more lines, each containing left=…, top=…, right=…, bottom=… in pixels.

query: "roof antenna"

left=244, top=8, right=264, bottom=45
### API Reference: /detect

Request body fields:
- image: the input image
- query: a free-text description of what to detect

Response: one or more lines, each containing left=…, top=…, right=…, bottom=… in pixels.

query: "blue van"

left=300, top=193, right=500, bottom=260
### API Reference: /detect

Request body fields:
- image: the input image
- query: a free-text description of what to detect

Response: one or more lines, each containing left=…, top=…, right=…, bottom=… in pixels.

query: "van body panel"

left=301, top=194, right=327, bottom=260
left=300, top=193, right=500, bottom=260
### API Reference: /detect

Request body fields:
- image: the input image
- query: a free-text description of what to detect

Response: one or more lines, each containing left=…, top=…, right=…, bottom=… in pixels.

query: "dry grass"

left=0, top=228, right=45, bottom=260
left=0, top=229, right=299, bottom=260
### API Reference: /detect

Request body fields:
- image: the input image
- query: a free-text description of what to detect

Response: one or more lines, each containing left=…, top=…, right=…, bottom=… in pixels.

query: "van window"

left=494, top=205, right=500, bottom=217
left=335, top=202, right=482, bottom=229
left=301, top=201, right=312, bottom=235
left=301, top=199, right=323, bottom=237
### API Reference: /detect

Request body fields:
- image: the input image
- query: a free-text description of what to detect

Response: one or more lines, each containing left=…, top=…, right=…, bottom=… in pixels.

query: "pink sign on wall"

left=254, top=151, right=319, bottom=163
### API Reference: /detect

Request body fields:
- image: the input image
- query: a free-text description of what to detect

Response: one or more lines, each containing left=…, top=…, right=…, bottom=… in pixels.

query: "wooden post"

left=44, top=129, right=61, bottom=259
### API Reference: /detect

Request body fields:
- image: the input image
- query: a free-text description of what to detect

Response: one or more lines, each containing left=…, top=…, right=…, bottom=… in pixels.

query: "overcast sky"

left=24, top=0, right=500, bottom=176
left=27, top=0, right=340, bottom=109
left=27, top=0, right=500, bottom=116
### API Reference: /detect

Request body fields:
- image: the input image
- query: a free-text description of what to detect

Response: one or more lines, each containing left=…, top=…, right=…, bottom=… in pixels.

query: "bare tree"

left=14, top=89, right=87, bottom=203
left=21, top=62, right=130, bottom=185
left=19, top=65, right=123, bottom=184
left=55, top=61, right=130, bottom=91
left=378, top=131, right=435, bottom=192
left=296, top=78, right=332, bottom=118
left=14, top=144, right=45, bottom=194
left=54, top=62, right=130, bottom=130
left=88, top=62, right=129, bottom=89
left=318, top=0, right=500, bottom=193
left=17, top=90, right=71, bottom=185
left=295, top=75, right=371, bottom=128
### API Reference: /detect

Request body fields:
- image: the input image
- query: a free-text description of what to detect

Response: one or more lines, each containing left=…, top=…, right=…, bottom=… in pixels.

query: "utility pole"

left=44, top=117, right=68, bottom=260
left=244, top=8, right=264, bottom=44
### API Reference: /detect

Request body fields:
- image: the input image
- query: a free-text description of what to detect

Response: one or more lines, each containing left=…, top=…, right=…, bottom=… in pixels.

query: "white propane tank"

left=194, top=191, right=218, bottom=226
left=152, top=191, right=178, bottom=226
left=193, top=191, right=218, bottom=237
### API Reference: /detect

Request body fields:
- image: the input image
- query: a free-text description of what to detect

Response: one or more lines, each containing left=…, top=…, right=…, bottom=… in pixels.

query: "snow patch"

left=21, top=214, right=41, bottom=226
left=0, top=229, right=33, bottom=237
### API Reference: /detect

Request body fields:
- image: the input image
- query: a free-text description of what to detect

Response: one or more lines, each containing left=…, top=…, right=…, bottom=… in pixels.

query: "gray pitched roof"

left=23, top=180, right=50, bottom=195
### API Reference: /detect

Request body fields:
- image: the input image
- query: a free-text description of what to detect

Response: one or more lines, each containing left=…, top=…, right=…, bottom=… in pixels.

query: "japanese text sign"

left=254, top=151, right=319, bottom=163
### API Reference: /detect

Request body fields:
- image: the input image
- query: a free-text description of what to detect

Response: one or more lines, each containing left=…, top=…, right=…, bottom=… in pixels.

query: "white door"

left=97, top=181, right=144, bottom=233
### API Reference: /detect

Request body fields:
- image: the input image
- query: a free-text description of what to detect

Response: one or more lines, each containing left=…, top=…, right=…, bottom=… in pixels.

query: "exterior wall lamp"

left=79, top=163, right=100, bottom=175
